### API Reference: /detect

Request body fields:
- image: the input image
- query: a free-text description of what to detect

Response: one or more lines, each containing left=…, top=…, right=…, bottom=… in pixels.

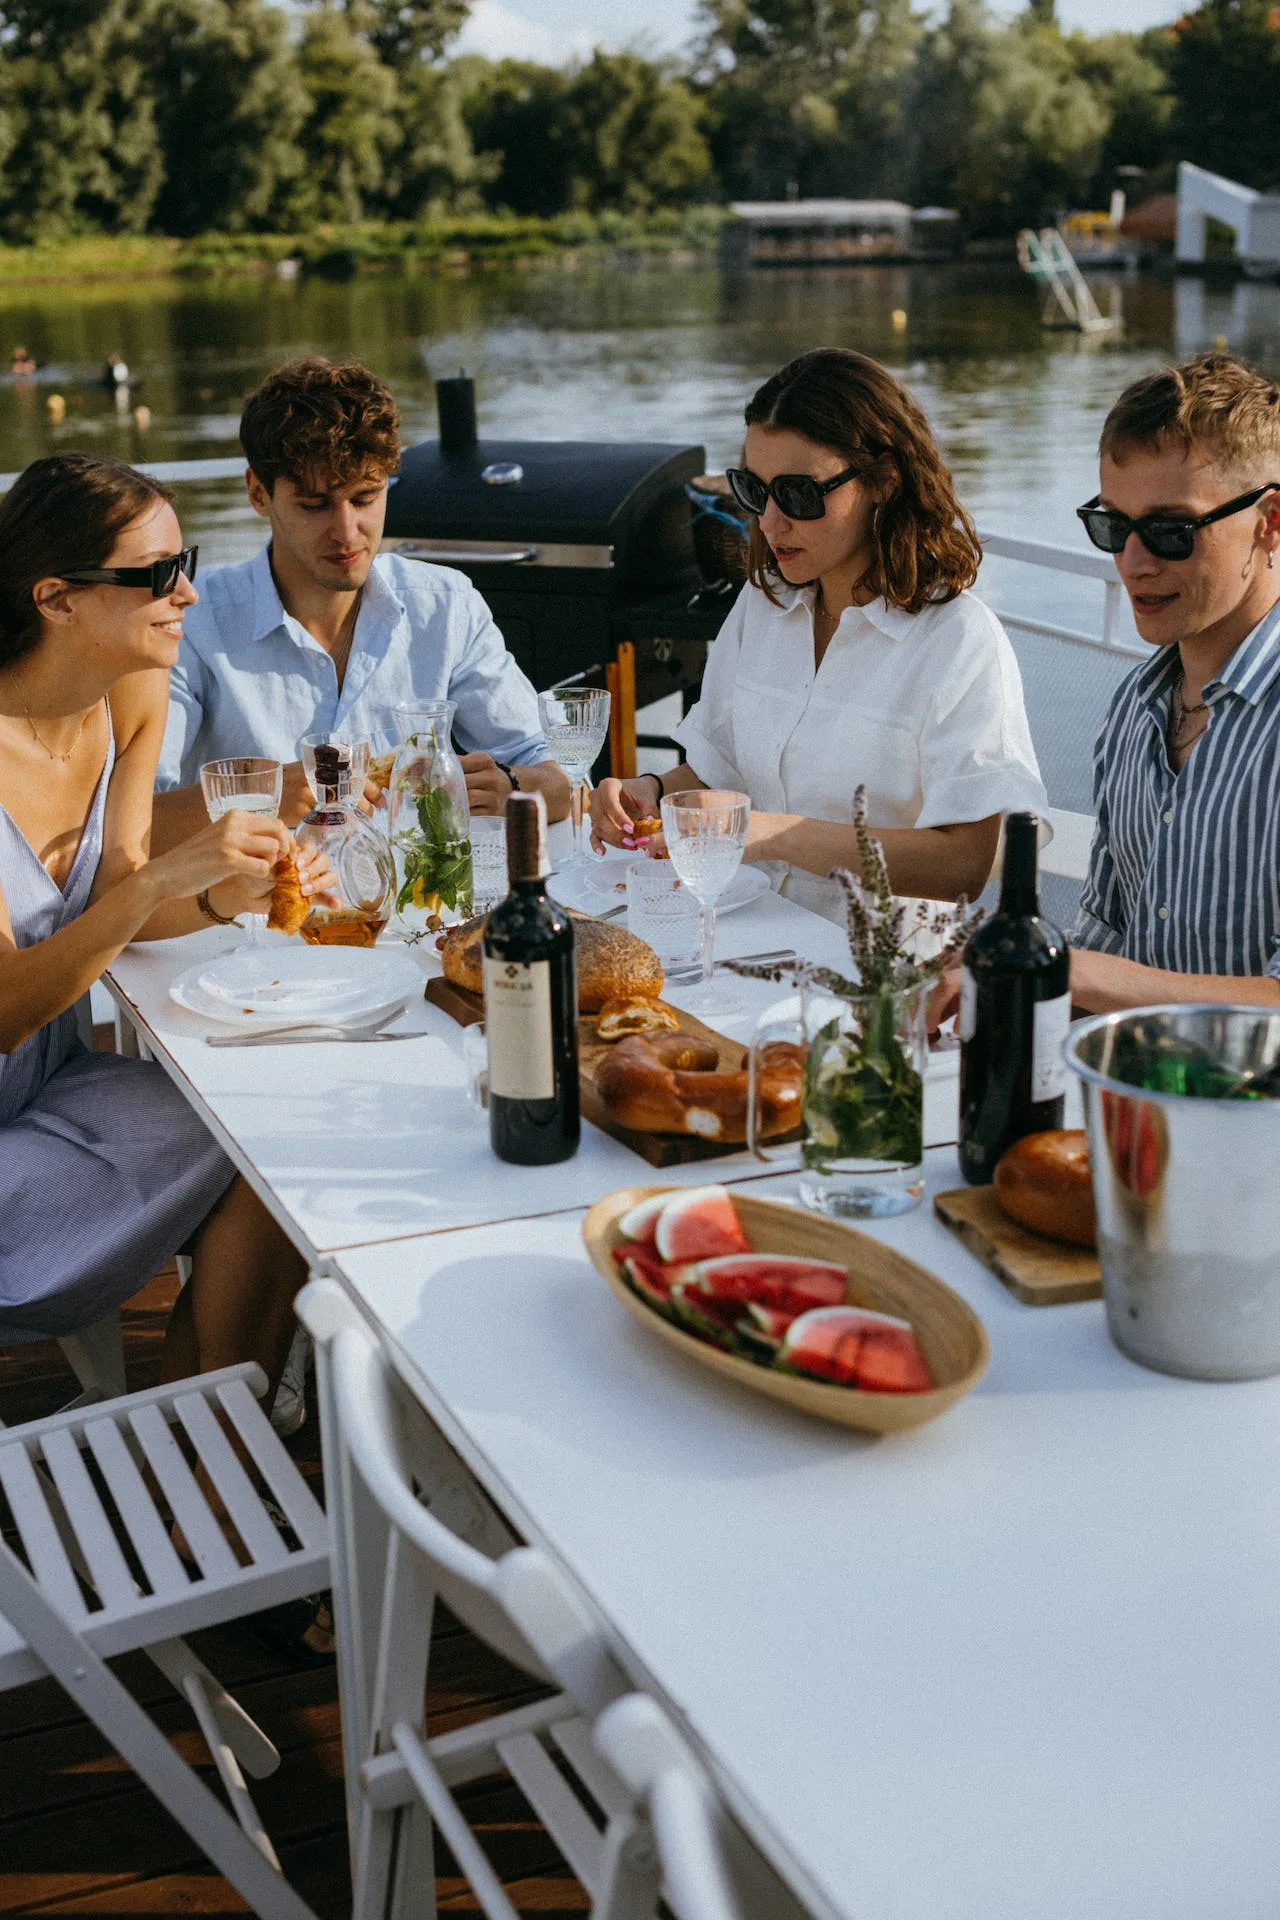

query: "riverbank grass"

left=0, top=211, right=729, bottom=286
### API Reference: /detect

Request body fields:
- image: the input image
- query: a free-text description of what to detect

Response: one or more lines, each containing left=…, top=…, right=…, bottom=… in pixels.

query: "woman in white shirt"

left=590, top=348, right=1046, bottom=923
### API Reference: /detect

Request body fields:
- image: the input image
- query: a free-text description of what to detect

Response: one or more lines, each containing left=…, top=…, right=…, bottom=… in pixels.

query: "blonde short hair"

left=1100, top=352, right=1280, bottom=478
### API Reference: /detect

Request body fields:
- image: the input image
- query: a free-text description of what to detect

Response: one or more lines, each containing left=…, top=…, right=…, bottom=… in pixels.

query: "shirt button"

left=1163, top=808, right=1174, bottom=825
left=1158, top=906, right=1170, bottom=921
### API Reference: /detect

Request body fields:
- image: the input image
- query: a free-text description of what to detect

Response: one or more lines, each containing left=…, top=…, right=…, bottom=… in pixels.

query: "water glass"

left=299, top=729, right=370, bottom=799
left=625, top=859, right=700, bottom=968
left=538, top=684, right=611, bottom=870
left=660, top=789, right=751, bottom=1016
left=471, top=816, right=508, bottom=913
left=462, top=1022, right=488, bottom=1113
left=198, top=757, right=283, bottom=949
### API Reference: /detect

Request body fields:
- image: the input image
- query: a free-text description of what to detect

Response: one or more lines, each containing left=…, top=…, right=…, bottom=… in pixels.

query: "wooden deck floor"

left=0, top=1268, right=589, bottom=1917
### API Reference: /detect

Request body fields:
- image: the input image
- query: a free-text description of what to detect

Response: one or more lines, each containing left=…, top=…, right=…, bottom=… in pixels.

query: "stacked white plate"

left=169, top=946, right=422, bottom=1032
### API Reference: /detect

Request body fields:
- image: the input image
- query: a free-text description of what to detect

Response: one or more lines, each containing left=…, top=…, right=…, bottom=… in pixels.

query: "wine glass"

left=660, top=790, right=751, bottom=1016
left=537, top=684, right=611, bottom=872
left=198, top=757, right=283, bottom=949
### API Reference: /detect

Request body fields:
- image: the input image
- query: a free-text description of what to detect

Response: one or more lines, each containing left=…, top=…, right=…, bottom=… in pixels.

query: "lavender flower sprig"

left=725, top=784, right=984, bottom=999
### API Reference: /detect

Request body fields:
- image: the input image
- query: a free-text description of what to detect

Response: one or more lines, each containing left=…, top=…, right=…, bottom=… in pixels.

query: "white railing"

left=0, top=454, right=1137, bottom=660
left=979, top=527, right=1141, bottom=658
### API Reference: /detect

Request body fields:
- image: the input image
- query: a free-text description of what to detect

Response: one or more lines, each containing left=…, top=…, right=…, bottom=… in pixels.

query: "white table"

left=102, top=882, right=964, bottom=1257
left=331, top=1153, right=1280, bottom=1920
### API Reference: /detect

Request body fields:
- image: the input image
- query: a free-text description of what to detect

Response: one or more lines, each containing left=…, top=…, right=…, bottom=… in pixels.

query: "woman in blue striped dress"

left=0, top=454, right=327, bottom=1389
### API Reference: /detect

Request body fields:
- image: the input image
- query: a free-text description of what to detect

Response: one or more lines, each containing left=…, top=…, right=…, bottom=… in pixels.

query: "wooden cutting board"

left=425, top=974, right=778, bottom=1167
left=933, top=1185, right=1102, bottom=1306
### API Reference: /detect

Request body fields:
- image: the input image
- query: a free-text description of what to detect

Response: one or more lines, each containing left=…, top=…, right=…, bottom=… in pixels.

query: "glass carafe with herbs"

left=388, top=702, right=474, bottom=937
left=294, top=739, right=396, bottom=947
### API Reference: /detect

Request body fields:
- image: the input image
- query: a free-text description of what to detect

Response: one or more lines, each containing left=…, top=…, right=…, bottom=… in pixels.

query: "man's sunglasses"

left=62, top=547, right=199, bottom=597
left=1076, top=487, right=1279, bottom=562
left=725, top=465, right=863, bottom=521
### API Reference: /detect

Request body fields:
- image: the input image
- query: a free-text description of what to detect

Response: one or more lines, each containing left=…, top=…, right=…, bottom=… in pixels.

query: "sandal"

left=243, top=1595, right=336, bottom=1666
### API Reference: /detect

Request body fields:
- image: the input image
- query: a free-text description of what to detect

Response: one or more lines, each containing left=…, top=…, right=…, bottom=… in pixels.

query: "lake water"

left=4, top=257, right=1279, bottom=830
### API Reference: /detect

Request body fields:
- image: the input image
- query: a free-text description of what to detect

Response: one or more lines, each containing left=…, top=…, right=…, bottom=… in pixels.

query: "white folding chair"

left=1042, top=806, right=1096, bottom=883
left=0, top=1362, right=330, bottom=1920
left=595, top=1694, right=812, bottom=1920
left=298, top=1277, right=663, bottom=1920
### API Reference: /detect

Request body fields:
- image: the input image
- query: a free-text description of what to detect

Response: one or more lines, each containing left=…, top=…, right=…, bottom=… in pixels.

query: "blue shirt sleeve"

left=445, top=578, right=548, bottom=766
left=156, top=640, right=206, bottom=792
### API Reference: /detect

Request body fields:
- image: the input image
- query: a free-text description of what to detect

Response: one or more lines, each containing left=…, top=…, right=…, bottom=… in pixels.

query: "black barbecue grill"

left=380, top=378, right=737, bottom=744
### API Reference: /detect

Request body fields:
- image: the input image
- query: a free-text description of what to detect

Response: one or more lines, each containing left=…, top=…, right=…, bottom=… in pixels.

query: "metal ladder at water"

left=1016, top=228, right=1119, bottom=334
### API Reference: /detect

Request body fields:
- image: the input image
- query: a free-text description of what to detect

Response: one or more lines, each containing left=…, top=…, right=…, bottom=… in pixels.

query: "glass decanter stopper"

left=388, top=701, right=474, bottom=937
left=294, top=742, right=396, bottom=947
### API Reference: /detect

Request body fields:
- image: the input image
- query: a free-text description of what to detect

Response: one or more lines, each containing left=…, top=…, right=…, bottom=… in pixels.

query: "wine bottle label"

left=1032, top=991, right=1071, bottom=1102
left=959, top=965, right=977, bottom=1043
left=484, top=956, right=555, bottom=1100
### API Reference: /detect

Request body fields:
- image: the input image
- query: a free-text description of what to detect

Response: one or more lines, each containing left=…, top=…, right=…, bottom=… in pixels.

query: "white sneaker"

left=270, top=1327, right=311, bottom=1437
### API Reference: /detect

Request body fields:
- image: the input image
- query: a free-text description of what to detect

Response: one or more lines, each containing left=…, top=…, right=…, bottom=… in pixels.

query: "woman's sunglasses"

left=725, top=465, right=863, bottom=521
left=1076, top=487, right=1279, bottom=562
left=62, top=547, right=199, bottom=597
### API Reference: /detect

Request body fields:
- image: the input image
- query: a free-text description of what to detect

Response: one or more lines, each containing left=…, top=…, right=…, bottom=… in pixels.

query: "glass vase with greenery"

left=736, top=786, right=982, bottom=1218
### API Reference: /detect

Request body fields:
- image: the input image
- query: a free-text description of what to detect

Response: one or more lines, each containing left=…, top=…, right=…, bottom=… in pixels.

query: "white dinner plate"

left=553, top=857, right=772, bottom=917
left=170, top=946, right=421, bottom=1031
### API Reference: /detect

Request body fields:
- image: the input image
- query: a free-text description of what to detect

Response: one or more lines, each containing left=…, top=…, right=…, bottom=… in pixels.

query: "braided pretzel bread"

left=594, top=1034, right=804, bottom=1143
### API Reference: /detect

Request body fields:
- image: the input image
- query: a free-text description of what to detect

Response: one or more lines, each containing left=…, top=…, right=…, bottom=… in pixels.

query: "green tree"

left=148, top=0, right=309, bottom=234
left=561, top=53, right=711, bottom=212
left=1073, top=30, right=1174, bottom=199
left=0, top=0, right=164, bottom=238
left=696, top=0, right=920, bottom=199
left=909, top=0, right=1107, bottom=232
left=385, top=61, right=497, bottom=216
left=1170, top=0, right=1280, bottom=190
left=291, top=5, right=398, bottom=223
left=462, top=59, right=573, bottom=216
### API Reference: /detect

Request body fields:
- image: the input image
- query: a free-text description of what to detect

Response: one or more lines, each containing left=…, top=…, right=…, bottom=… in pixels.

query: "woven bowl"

left=582, top=1185, right=990, bottom=1434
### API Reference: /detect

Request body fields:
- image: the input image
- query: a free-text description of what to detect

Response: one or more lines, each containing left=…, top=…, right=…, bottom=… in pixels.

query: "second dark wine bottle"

left=958, top=811, right=1070, bottom=1186
left=483, top=791, right=580, bottom=1166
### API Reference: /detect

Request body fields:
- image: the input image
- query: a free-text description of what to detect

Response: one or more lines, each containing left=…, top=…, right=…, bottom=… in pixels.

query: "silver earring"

left=1269, top=550, right=1275, bottom=571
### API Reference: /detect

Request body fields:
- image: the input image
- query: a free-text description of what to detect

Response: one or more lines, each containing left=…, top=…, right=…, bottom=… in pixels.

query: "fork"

left=205, top=1012, right=417, bottom=1047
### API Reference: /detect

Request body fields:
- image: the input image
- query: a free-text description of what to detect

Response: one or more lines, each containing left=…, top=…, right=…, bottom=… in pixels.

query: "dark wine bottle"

left=483, top=791, right=580, bottom=1165
left=958, top=811, right=1070, bottom=1186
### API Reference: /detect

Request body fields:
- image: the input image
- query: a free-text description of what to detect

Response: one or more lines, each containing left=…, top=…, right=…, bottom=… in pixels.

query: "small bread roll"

left=367, top=749, right=396, bottom=793
left=442, top=910, right=663, bottom=1012
left=994, top=1130, right=1097, bottom=1248
left=266, top=853, right=309, bottom=936
left=596, top=996, right=681, bottom=1041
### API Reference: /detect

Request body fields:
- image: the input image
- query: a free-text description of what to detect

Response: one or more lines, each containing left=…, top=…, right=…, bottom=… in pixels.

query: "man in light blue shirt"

left=153, top=357, right=569, bottom=844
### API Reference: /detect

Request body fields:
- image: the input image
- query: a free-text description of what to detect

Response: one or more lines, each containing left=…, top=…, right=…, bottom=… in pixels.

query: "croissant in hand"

left=266, top=851, right=310, bottom=936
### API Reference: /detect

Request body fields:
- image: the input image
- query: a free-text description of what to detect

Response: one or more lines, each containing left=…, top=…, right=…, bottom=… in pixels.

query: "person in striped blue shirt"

left=1069, top=353, right=1280, bottom=1012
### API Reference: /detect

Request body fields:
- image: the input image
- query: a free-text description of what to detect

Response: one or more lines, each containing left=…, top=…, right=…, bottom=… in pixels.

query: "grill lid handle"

left=481, top=461, right=524, bottom=486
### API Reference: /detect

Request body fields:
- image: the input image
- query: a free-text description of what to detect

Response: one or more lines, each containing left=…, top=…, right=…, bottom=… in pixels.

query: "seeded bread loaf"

left=442, top=910, right=663, bottom=1012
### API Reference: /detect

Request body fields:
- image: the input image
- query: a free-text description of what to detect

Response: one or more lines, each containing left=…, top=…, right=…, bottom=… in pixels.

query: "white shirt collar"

left=770, top=578, right=917, bottom=643
left=248, top=543, right=407, bottom=645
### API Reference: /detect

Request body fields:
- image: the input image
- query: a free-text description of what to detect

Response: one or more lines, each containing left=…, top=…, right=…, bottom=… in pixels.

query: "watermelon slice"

left=617, top=1193, right=669, bottom=1246
left=615, top=1243, right=680, bottom=1310
left=653, top=1186, right=750, bottom=1263
left=668, top=1281, right=741, bottom=1348
left=780, top=1306, right=933, bottom=1393
left=733, top=1301, right=797, bottom=1364
left=688, top=1253, right=847, bottom=1317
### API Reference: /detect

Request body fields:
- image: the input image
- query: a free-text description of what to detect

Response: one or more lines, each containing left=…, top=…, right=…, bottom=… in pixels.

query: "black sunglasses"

left=62, top=547, right=199, bottom=597
left=725, top=465, right=863, bottom=522
left=1076, top=487, right=1280, bottom=562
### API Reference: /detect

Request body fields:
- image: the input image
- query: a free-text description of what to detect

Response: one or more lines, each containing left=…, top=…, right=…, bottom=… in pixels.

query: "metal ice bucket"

left=1066, top=1006, right=1280, bottom=1379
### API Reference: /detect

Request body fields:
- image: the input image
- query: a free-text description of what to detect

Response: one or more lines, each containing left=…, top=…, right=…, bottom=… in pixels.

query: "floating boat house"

left=722, top=200, right=961, bottom=267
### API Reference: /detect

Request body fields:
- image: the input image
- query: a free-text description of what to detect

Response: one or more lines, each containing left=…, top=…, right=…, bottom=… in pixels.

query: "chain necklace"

left=9, top=670, right=98, bottom=764
left=328, top=591, right=362, bottom=688
left=1169, top=669, right=1210, bottom=758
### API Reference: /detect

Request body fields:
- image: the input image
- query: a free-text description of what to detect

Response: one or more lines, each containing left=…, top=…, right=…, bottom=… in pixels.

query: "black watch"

left=494, top=761, right=519, bottom=792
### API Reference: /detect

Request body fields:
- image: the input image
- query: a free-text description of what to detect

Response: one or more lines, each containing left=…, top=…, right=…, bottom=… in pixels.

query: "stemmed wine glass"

left=198, top=756, right=284, bottom=949
left=660, top=790, right=751, bottom=1016
left=537, top=684, right=611, bottom=872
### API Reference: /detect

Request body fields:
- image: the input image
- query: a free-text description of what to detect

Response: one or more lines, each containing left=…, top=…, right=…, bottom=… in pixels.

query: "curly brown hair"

left=240, top=357, right=401, bottom=492
left=743, top=349, right=981, bottom=614
left=1100, top=351, right=1280, bottom=477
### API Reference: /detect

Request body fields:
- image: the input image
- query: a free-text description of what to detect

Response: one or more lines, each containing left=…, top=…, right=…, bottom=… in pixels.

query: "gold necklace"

left=329, top=592, right=362, bottom=686
left=11, top=672, right=97, bottom=764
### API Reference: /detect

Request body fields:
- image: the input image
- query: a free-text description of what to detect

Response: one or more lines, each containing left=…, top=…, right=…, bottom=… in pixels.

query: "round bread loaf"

left=993, top=1130, right=1097, bottom=1248
left=442, top=910, right=663, bottom=1012
left=596, top=995, right=681, bottom=1041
